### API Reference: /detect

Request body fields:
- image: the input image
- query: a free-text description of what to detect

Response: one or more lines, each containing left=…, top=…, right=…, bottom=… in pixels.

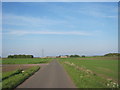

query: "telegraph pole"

left=42, top=49, right=44, bottom=57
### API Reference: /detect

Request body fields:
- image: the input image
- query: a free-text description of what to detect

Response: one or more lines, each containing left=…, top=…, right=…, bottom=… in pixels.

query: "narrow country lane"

left=17, top=60, right=76, bottom=88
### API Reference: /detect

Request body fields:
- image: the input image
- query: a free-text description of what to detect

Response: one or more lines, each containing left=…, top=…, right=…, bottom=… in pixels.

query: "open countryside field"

left=1, top=58, right=52, bottom=89
left=1, top=56, right=119, bottom=89
left=2, top=64, right=44, bottom=72
left=1, top=66, right=40, bottom=89
left=2, top=58, right=52, bottom=72
left=2, top=58, right=52, bottom=64
left=1, top=58, right=53, bottom=89
left=58, top=56, right=119, bottom=88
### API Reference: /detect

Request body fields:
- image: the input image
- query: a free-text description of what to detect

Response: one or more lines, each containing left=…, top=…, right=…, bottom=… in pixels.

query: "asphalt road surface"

left=17, top=60, right=76, bottom=88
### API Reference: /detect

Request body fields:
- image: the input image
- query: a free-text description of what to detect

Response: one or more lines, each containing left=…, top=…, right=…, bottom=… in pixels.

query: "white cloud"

left=75, top=3, right=118, bottom=19
left=2, top=13, right=95, bottom=37
left=78, top=10, right=117, bottom=19
left=102, top=15, right=117, bottom=18
left=3, top=14, right=67, bottom=27
left=5, top=30, right=92, bottom=36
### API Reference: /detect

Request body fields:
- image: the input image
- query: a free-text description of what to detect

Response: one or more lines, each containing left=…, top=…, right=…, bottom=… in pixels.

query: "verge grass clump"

left=2, top=69, right=22, bottom=80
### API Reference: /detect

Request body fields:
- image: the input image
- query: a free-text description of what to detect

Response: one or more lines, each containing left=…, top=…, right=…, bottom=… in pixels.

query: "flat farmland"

left=2, top=64, right=48, bottom=72
left=1, top=58, right=52, bottom=72
left=2, top=58, right=52, bottom=64
left=59, top=56, right=119, bottom=88
left=2, top=66, right=40, bottom=89
left=1, top=58, right=52, bottom=89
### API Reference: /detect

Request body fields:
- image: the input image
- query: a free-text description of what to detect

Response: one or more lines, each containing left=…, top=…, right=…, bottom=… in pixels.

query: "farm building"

left=57, top=55, right=69, bottom=58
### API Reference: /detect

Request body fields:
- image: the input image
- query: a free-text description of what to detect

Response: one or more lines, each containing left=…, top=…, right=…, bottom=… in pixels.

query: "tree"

left=70, top=54, right=80, bottom=57
left=82, top=55, right=85, bottom=57
left=104, top=53, right=120, bottom=56
left=8, top=55, right=14, bottom=58
left=8, top=54, right=34, bottom=58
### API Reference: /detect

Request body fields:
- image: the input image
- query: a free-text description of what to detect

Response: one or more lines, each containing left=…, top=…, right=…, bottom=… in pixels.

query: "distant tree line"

left=69, top=55, right=85, bottom=57
left=8, top=55, right=34, bottom=58
left=104, top=53, right=120, bottom=56
left=56, top=54, right=86, bottom=58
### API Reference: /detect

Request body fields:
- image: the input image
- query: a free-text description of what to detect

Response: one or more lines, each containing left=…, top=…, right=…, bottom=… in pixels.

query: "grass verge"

left=62, top=63, right=119, bottom=88
left=2, top=69, right=22, bottom=80
left=59, top=57, right=119, bottom=88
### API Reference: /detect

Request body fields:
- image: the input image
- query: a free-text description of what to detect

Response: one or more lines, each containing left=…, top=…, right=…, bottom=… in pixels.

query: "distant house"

left=46, top=56, right=56, bottom=58
left=57, top=55, right=69, bottom=58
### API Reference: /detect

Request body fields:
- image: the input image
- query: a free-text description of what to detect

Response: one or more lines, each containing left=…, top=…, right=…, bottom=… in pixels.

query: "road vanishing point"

left=17, top=60, right=76, bottom=88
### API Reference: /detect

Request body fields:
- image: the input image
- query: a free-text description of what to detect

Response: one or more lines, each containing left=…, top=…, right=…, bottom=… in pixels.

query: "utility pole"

left=42, top=49, right=44, bottom=57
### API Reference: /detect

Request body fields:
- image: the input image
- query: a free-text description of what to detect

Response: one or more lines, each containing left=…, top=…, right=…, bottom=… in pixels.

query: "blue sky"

left=2, top=2, right=118, bottom=57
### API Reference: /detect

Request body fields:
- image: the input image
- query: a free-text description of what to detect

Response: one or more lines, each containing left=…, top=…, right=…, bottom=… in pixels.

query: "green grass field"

left=2, top=69, right=22, bottom=80
left=59, top=56, right=119, bottom=88
left=2, top=66, right=40, bottom=89
left=2, top=58, right=52, bottom=64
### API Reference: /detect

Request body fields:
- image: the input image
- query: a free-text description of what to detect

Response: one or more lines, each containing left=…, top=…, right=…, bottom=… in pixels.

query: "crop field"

left=59, top=56, right=119, bottom=88
left=1, top=66, right=40, bottom=89
left=2, top=58, right=52, bottom=64
left=2, top=64, right=42, bottom=72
